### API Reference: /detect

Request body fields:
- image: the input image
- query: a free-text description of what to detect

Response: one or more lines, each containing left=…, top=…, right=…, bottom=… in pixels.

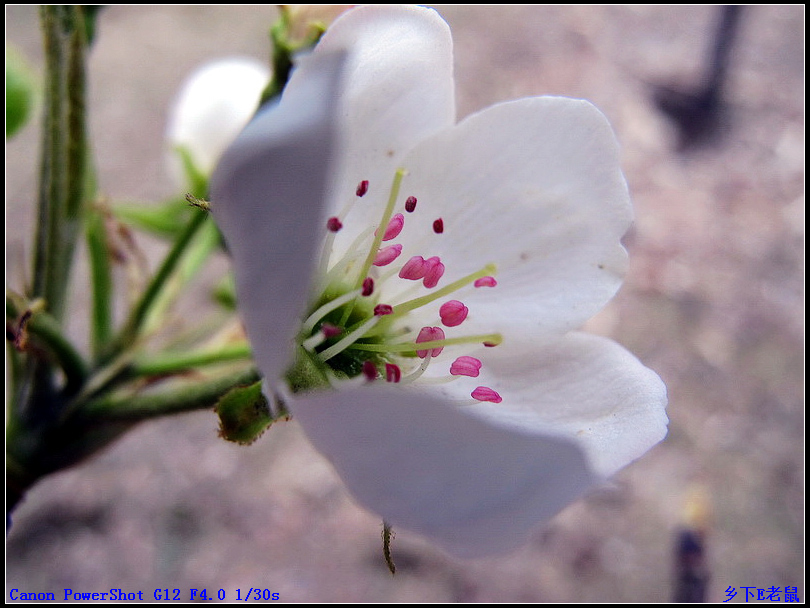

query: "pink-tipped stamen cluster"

left=304, top=172, right=503, bottom=405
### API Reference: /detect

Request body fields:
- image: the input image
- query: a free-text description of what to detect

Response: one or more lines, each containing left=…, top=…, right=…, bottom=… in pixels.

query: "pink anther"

left=471, top=386, right=502, bottom=403
left=356, top=180, right=369, bottom=197
left=362, top=360, right=377, bottom=381
left=320, top=323, right=343, bottom=338
left=422, top=256, right=445, bottom=288
left=326, top=217, right=342, bottom=232
left=385, top=363, right=401, bottom=383
left=415, top=326, right=445, bottom=358
left=374, top=304, right=394, bottom=316
left=373, top=244, right=402, bottom=266
left=432, top=218, right=444, bottom=234
left=439, top=300, right=469, bottom=327
left=398, top=255, right=427, bottom=280
left=377, top=213, right=404, bottom=241
left=474, top=276, right=497, bottom=288
left=405, top=196, right=417, bottom=213
left=450, top=356, right=482, bottom=377
left=362, top=277, right=374, bottom=296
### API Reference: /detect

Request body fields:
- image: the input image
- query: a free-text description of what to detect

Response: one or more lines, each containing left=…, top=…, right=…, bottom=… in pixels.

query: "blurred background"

left=6, top=5, right=804, bottom=602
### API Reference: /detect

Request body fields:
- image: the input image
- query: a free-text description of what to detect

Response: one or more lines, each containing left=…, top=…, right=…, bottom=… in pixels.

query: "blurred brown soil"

left=5, top=5, right=804, bottom=602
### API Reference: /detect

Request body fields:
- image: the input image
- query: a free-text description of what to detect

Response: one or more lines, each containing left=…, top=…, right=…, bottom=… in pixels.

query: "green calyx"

left=286, top=276, right=410, bottom=392
left=216, top=380, right=277, bottom=445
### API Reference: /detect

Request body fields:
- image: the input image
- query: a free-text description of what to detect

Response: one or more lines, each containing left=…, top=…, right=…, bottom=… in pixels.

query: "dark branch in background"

left=653, top=6, right=744, bottom=150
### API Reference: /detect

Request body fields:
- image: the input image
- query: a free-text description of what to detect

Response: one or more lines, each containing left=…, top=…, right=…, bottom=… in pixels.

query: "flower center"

left=290, top=170, right=503, bottom=404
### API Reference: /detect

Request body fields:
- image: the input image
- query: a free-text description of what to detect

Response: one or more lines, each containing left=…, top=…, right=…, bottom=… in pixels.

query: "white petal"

left=287, top=6, right=456, bottom=251
left=289, top=387, right=594, bottom=558
left=210, top=51, right=346, bottom=386
left=391, top=97, right=632, bottom=342
left=166, top=58, right=270, bottom=184
left=464, top=332, right=668, bottom=478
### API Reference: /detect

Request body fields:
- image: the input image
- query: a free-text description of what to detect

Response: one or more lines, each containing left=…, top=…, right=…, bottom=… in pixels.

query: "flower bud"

left=166, top=58, right=270, bottom=189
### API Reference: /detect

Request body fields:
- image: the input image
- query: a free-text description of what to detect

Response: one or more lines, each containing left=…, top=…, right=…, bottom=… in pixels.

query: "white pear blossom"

left=210, top=6, right=667, bottom=558
left=167, top=57, right=270, bottom=186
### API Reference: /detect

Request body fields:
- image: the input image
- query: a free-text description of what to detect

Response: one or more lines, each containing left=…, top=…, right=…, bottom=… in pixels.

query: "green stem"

left=62, top=4, right=89, bottom=287
left=110, top=208, right=208, bottom=358
left=6, top=293, right=89, bottom=396
left=7, top=367, right=262, bottom=516
left=130, top=343, right=252, bottom=377
left=32, top=6, right=89, bottom=324
left=79, top=367, right=261, bottom=421
left=32, top=6, right=66, bottom=311
left=262, top=6, right=294, bottom=104
left=85, top=207, right=113, bottom=357
left=143, top=217, right=220, bottom=336
left=261, top=6, right=326, bottom=105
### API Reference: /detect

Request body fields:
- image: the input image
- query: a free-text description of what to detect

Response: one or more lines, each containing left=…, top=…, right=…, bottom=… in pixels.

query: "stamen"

left=362, top=360, right=377, bottom=381
left=472, top=386, right=502, bottom=403
left=301, top=323, right=344, bottom=351
left=399, top=256, right=428, bottom=280
left=416, top=326, right=446, bottom=358
left=474, top=276, right=497, bottom=288
left=399, top=353, right=432, bottom=383
left=450, top=356, right=482, bottom=377
left=321, top=226, right=374, bottom=288
left=373, top=244, right=403, bottom=267
left=374, top=304, right=394, bottom=316
left=439, top=300, right=468, bottom=327
left=378, top=213, right=404, bottom=241
left=422, top=257, right=445, bottom=288
left=318, top=316, right=380, bottom=361
left=347, top=332, right=502, bottom=354
left=410, top=375, right=460, bottom=385
left=309, top=167, right=505, bottom=387
left=385, top=363, right=401, bottom=383
left=302, top=333, right=327, bottom=352
left=321, top=323, right=343, bottom=338
left=301, top=288, right=362, bottom=335
left=354, top=169, right=406, bottom=289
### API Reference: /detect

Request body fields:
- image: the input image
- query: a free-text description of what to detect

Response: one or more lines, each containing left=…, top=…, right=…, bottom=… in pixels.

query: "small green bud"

left=215, top=380, right=274, bottom=445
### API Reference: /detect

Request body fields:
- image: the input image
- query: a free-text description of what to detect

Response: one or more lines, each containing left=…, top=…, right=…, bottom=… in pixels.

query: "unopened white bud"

left=166, top=57, right=270, bottom=188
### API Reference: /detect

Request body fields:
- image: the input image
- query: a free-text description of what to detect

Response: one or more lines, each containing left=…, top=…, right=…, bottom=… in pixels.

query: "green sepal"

left=215, top=380, right=274, bottom=445
left=284, top=346, right=331, bottom=395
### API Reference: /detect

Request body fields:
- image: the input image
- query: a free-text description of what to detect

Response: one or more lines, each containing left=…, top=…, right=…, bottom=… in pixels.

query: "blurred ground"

left=5, top=5, right=804, bottom=603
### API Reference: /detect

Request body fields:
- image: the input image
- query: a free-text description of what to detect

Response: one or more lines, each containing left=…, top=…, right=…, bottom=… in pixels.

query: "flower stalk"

left=33, top=5, right=90, bottom=325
